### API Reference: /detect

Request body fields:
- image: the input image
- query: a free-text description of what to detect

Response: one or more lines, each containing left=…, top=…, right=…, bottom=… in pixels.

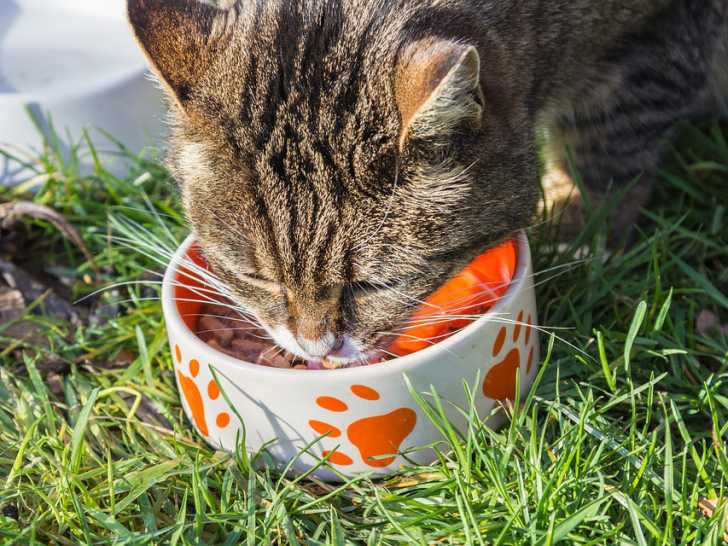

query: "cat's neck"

left=485, top=0, right=672, bottom=110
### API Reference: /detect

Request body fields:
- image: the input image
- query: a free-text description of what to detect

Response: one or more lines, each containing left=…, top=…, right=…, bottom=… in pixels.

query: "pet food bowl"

left=162, top=232, right=539, bottom=481
left=0, top=0, right=166, bottom=186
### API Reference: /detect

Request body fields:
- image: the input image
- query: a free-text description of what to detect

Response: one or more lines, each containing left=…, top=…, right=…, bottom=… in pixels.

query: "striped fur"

left=129, top=0, right=728, bottom=364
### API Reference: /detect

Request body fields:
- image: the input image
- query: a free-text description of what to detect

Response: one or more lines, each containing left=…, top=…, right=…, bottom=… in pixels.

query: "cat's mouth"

left=266, top=325, right=383, bottom=368
left=319, top=347, right=388, bottom=369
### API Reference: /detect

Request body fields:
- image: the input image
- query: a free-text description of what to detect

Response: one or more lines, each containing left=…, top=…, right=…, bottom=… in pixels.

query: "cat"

left=128, top=0, right=727, bottom=367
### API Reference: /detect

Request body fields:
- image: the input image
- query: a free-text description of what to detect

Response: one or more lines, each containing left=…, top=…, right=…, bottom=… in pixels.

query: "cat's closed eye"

left=347, top=281, right=387, bottom=297
left=346, top=280, right=409, bottom=298
left=239, top=273, right=281, bottom=293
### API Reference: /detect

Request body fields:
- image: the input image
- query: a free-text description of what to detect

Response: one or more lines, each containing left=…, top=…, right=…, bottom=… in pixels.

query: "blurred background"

left=0, top=0, right=166, bottom=186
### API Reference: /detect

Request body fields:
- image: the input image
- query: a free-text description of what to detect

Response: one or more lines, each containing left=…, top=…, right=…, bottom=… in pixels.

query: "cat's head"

left=129, top=0, right=539, bottom=366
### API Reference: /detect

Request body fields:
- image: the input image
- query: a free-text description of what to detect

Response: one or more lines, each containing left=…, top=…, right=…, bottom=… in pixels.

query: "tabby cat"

left=128, top=0, right=727, bottom=366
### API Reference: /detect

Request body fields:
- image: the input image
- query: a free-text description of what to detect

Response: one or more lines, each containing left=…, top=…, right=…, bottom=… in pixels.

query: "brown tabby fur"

left=128, top=0, right=727, bottom=364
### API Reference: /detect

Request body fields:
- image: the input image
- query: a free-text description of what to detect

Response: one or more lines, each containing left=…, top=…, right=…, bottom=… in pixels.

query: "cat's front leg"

left=544, top=109, right=673, bottom=246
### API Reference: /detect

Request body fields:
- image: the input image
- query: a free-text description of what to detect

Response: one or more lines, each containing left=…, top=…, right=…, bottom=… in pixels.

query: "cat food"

left=194, top=302, right=308, bottom=369
left=191, top=239, right=517, bottom=369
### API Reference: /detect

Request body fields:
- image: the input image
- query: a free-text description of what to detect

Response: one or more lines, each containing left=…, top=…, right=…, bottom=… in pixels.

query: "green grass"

left=0, top=121, right=726, bottom=545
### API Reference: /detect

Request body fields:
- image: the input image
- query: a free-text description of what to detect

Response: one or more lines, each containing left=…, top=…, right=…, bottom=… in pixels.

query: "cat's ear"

left=395, top=40, right=484, bottom=149
left=127, top=0, right=230, bottom=110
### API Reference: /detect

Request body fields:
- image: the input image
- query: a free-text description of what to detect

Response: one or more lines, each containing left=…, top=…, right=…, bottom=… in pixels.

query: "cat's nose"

left=297, top=332, right=343, bottom=358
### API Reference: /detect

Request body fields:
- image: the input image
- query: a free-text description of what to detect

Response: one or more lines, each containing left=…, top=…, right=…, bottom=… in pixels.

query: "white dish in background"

left=0, top=0, right=166, bottom=186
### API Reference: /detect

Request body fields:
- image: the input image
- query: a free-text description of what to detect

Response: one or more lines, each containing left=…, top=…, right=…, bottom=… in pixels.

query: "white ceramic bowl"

left=0, top=0, right=166, bottom=185
left=162, top=232, right=539, bottom=481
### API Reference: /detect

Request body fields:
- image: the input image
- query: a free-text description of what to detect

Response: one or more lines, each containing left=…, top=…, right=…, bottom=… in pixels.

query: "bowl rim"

left=162, top=231, right=532, bottom=378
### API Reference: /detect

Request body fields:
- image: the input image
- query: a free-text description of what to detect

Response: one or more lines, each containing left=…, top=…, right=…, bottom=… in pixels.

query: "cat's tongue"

left=307, top=359, right=325, bottom=370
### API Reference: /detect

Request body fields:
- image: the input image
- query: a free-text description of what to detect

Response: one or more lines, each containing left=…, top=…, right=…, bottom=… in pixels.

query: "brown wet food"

left=195, top=302, right=309, bottom=369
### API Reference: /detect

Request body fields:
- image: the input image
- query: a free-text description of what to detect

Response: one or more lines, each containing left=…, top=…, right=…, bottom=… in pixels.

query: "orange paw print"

left=175, top=345, right=231, bottom=437
left=482, top=310, right=536, bottom=401
left=310, top=385, right=417, bottom=468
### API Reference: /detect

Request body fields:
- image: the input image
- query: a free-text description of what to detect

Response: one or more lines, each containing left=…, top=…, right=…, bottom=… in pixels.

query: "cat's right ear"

left=127, top=0, right=231, bottom=111
left=395, top=40, right=484, bottom=150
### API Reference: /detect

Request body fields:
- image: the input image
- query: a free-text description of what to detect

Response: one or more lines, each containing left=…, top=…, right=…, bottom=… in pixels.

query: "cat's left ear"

left=127, top=0, right=232, bottom=111
left=395, top=40, right=484, bottom=149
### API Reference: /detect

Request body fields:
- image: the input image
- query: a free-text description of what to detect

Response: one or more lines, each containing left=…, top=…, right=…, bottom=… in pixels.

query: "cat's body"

left=128, top=0, right=727, bottom=366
